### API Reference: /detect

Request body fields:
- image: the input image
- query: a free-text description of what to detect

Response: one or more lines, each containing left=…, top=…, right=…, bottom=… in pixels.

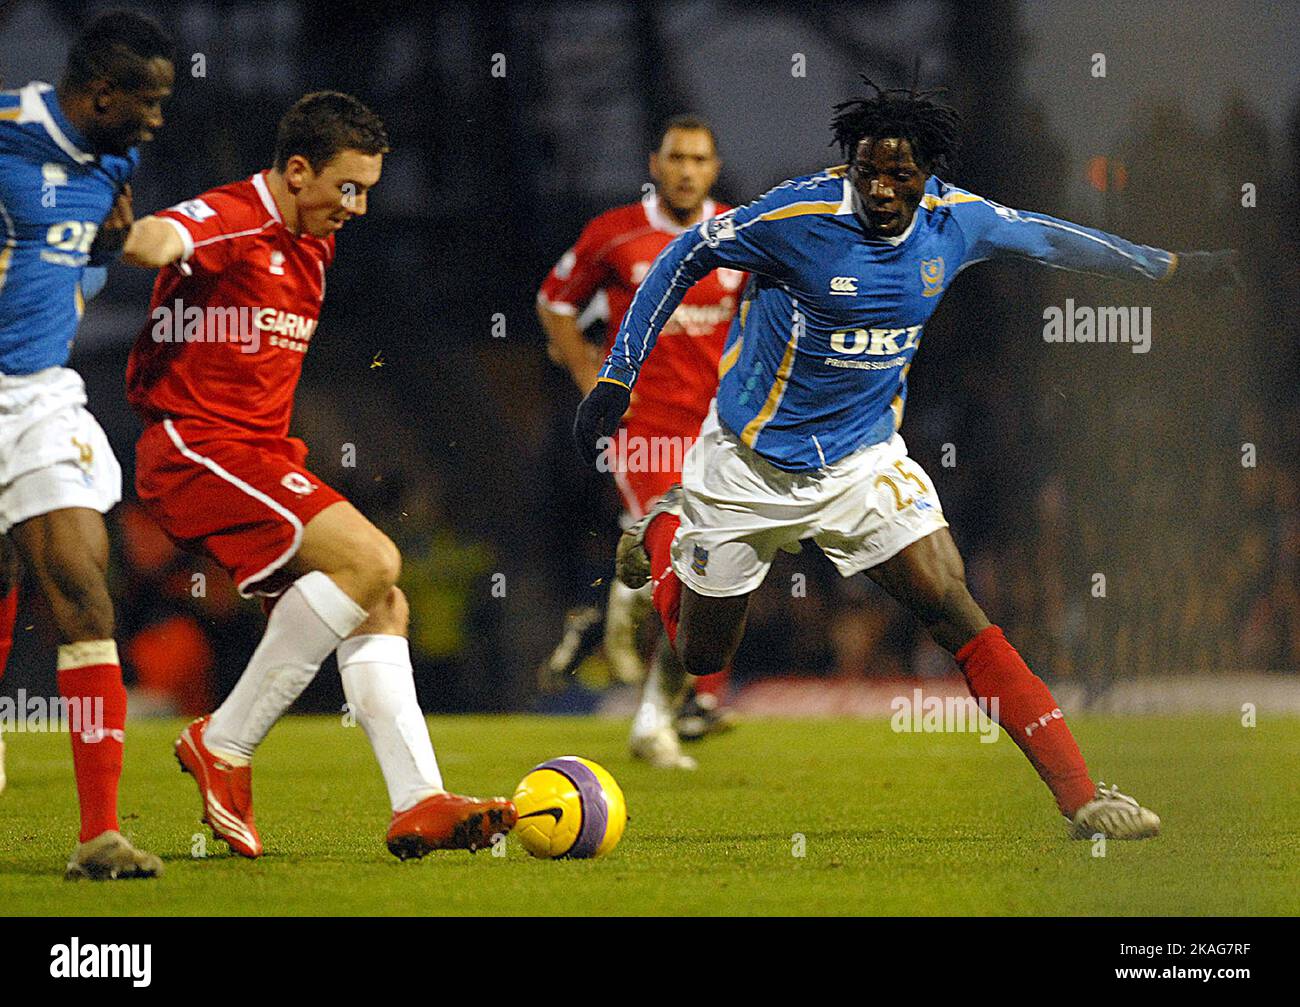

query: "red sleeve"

left=537, top=215, right=614, bottom=315
left=155, top=191, right=259, bottom=275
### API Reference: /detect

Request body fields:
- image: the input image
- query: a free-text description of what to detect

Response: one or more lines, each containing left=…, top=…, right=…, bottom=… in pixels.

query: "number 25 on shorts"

left=874, top=459, right=930, bottom=511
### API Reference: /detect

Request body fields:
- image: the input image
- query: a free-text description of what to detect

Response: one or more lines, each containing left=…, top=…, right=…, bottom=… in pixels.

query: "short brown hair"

left=655, top=114, right=717, bottom=153
left=273, top=91, right=389, bottom=172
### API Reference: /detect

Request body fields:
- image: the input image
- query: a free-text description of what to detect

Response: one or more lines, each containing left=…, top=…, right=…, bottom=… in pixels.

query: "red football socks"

left=955, top=625, right=1095, bottom=817
left=693, top=668, right=729, bottom=699
left=57, top=644, right=128, bottom=842
left=646, top=513, right=683, bottom=646
left=0, top=586, right=16, bottom=681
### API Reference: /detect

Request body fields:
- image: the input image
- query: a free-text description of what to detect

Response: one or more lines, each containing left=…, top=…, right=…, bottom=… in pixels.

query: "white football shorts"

left=671, top=403, right=949, bottom=597
left=0, top=367, right=121, bottom=534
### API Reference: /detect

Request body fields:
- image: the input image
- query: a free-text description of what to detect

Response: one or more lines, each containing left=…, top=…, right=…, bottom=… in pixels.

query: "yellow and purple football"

left=512, top=756, right=627, bottom=859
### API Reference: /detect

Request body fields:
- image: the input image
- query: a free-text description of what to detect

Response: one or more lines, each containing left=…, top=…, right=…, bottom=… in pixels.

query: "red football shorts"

left=607, top=417, right=705, bottom=520
left=135, top=418, right=344, bottom=597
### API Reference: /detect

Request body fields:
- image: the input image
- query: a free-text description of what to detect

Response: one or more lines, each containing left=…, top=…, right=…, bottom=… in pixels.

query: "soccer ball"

left=512, top=756, right=627, bottom=859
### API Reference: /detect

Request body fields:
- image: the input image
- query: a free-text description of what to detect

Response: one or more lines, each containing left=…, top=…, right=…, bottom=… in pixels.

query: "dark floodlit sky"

left=3, top=0, right=1295, bottom=205
left=1020, top=0, right=1300, bottom=196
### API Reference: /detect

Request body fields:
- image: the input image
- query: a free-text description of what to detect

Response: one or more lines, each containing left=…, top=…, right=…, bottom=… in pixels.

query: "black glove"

left=1169, top=249, right=1242, bottom=288
left=87, top=224, right=127, bottom=264
left=574, top=379, right=631, bottom=467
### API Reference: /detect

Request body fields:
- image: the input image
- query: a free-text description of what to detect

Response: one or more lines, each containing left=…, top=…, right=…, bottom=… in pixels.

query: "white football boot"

left=629, top=641, right=696, bottom=770
left=537, top=605, right=604, bottom=691
left=65, top=830, right=163, bottom=880
left=615, top=485, right=684, bottom=590
left=1069, top=782, right=1160, bottom=840
left=604, top=580, right=653, bottom=684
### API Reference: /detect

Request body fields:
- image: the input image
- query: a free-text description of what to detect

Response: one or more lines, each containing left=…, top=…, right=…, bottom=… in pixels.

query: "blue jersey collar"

left=22, top=82, right=95, bottom=164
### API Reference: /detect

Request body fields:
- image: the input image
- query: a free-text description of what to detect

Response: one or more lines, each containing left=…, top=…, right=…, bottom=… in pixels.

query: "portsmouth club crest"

left=691, top=544, right=710, bottom=576
left=920, top=257, right=945, bottom=298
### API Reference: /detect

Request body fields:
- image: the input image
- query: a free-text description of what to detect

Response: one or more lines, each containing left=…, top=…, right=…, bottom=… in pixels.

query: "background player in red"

left=537, top=116, right=739, bottom=768
left=120, top=91, right=514, bottom=859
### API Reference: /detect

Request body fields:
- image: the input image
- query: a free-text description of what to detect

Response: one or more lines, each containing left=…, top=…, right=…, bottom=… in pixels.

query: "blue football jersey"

left=0, top=82, right=137, bottom=375
left=601, top=167, right=1176, bottom=472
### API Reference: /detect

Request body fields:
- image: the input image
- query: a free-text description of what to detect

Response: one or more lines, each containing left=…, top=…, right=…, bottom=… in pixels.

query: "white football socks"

left=338, top=633, right=443, bottom=812
left=206, top=571, right=368, bottom=762
left=631, top=637, right=687, bottom=739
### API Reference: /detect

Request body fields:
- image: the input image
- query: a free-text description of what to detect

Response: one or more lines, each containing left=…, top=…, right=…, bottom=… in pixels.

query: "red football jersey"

left=127, top=171, right=334, bottom=437
left=538, top=194, right=744, bottom=434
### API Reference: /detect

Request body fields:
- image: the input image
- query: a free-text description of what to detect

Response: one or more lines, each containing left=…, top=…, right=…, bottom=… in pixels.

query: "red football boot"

left=386, top=791, right=517, bottom=859
left=175, top=716, right=263, bottom=858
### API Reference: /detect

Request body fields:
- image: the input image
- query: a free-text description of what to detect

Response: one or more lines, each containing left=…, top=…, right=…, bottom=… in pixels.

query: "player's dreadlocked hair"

left=830, top=75, right=962, bottom=176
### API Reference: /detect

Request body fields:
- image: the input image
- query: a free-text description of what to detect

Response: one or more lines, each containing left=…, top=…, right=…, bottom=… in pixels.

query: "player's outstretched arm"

left=953, top=193, right=1240, bottom=288
left=121, top=215, right=187, bottom=269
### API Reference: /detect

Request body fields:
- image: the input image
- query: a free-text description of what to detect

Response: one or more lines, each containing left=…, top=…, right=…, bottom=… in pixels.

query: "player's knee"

left=372, top=535, right=402, bottom=591
left=366, top=585, right=409, bottom=636
left=346, top=531, right=401, bottom=602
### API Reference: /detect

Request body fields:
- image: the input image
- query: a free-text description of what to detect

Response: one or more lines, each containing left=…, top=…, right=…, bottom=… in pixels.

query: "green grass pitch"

left=1, top=713, right=1296, bottom=915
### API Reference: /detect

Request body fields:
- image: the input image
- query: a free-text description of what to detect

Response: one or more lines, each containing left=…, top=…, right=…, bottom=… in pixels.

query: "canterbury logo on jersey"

left=829, top=276, right=858, bottom=295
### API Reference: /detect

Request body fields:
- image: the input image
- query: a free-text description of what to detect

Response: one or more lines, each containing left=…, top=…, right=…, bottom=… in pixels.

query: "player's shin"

left=338, top=633, right=443, bottom=812
left=205, top=571, right=367, bottom=761
left=646, top=512, right=683, bottom=646
left=955, top=625, right=1095, bottom=817
left=56, top=641, right=127, bottom=842
left=630, top=635, right=696, bottom=770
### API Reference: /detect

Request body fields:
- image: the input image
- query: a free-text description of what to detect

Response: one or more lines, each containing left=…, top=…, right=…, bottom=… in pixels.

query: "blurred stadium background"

left=2, top=0, right=1296, bottom=719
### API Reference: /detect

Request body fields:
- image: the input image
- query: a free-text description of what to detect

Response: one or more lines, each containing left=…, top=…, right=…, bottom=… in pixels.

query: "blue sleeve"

left=109, top=147, right=141, bottom=185
left=599, top=186, right=796, bottom=388
left=953, top=194, right=1175, bottom=282
left=81, top=266, right=108, bottom=301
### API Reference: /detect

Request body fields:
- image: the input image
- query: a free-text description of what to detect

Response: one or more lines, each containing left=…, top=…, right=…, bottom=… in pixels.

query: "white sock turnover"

left=206, top=571, right=368, bottom=762
left=338, top=633, right=443, bottom=812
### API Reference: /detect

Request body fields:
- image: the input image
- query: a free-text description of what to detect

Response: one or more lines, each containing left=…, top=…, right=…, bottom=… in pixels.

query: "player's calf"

left=677, top=586, right=750, bottom=679
left=11, top=508, right=114, bottom=643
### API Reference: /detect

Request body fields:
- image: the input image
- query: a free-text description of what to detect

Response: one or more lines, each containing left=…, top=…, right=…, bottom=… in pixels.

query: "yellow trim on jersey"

left=0, top=107, right=20, bottom=121
left=597, top=376, right=630, bottom=390
left=741, top=322, right=800, bottom=447
left=74, top=279, right=85, bottom=319
left=0, top=244, right=12, bottom=297
left=921, top=191, right=985, bottom=211
left=826, top=164, right=849, bottom=177
left=718, top=336, right=743, bottom=380
left=759, top=200, right=842, bottom=222
left=890, top=362, right=913, bottom=430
